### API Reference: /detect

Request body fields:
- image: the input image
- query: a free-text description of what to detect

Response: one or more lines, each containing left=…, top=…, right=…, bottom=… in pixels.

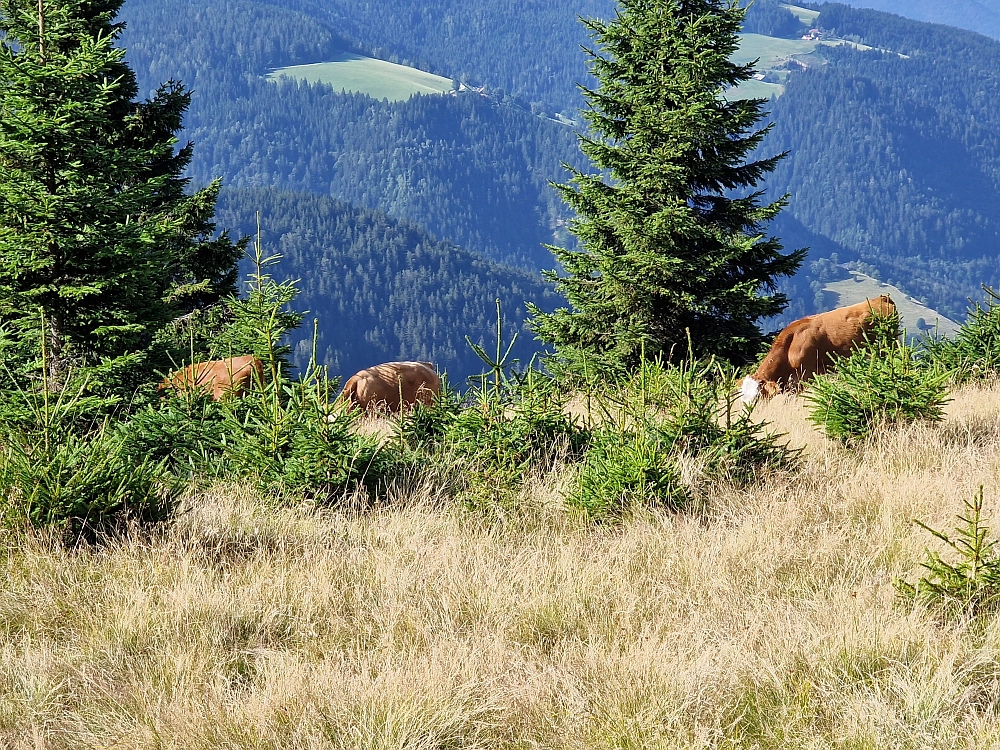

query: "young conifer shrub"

left=118, top=392, right=226, bottom=478
left=568, top=425, right=687, bottom=521
left=922, top=286, right=1000, bottom=383
left=0, top=340, right=177, bottom=535
left=567, top=359, right=795, bottom=521
left=896, top=486, right=1000, bottom=618
left=444, top=377, right=590, bottom=509
left=0, top=423, right=175, bottom=536
left=805, top=313, right=950, bottom=442
left=395, top=376, right=463, bottom=452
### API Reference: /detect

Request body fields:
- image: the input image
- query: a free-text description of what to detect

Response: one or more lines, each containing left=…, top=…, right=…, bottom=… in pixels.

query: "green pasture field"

left=781, top=3, right=821, bottom=25
left=269, top=53, right=454, bottom=102
left=824, top=271, right=961, bottom=340
left=733, top=33, right=819, bottom=68
left=725, top=78, right=784, bottom=100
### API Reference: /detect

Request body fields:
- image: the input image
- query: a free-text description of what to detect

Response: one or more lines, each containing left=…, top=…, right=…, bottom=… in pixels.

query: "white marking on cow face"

left=740, top=375, right=760, bottom=404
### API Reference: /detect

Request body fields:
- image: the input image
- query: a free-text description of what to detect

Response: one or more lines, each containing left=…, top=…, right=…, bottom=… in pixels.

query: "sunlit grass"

left=269, top=53, right=454, bottom=102
left=5, top=383, right=1000, bottom=747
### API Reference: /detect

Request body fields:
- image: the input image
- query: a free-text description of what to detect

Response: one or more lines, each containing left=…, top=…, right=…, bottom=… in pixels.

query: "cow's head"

left=740, top=376, right=780, bottom=403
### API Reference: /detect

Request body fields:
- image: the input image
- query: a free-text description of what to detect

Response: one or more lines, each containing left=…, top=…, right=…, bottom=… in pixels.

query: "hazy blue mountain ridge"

left=841, top=0, right=1000, bottom=40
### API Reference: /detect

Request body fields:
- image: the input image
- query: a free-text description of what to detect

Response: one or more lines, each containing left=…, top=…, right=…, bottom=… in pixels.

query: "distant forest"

left=766, top=4, right=1000, bottom=318
left=122, top=0, right=586, bottom=271
left=217, top=190, right=555, bottom=381
left=118, top=0, right=1000, bottom=367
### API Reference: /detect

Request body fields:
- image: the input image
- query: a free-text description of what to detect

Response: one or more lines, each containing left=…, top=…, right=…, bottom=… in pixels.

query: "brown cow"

left=159, top=355, right=264, bottom=401
left=741, top=295, right=896, bottom=402
left=340, top=361, right=440, bottom=414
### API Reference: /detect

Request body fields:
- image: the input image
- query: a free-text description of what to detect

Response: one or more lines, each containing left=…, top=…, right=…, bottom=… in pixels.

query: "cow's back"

left=752, top=295, right=895, bottom=392
left=161, top=355, right=263, bottom=400
left=341, top=361, right=440, bottom=413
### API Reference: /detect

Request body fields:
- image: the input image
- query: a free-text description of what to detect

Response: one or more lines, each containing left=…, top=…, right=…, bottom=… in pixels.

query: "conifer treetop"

left=530, top=0, right=805, bottom=375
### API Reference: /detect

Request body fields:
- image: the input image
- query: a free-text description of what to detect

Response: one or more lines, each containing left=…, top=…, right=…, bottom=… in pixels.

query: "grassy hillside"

left=7, top=384, right=1000, bottom=745
left=782, top=3, right=820, bottom=25
left=822, top=271, right=961, bottom=339
left=269, top=54, right=454, bottom=101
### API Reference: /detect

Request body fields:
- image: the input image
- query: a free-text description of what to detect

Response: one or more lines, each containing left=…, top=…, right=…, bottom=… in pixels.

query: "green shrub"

left=0, top=421, right=176, bottom=536
left=567, top=425, right=687, bottom=521
left=895, top=486, right=1000, bottom=619
left=922, top=286, right=1000, bottom=383
left=442, top=378, right=590, bottom=508
left=118, top=392, right=226, bottom=477
left=805, top=313, right=950, bottom=443
left=394, top=376, right=463, bottom=452
left=216, top=367, right=389, bottom=503
left=567, top=359, right=795, bottom=521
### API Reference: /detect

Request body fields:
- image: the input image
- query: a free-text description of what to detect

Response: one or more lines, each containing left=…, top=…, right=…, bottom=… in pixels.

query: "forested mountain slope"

left=841, top=0, right=1000, bottom=40
left=766, top=3, right=1000, bottom=318
left=217, top=190, right=555, bottom=381
left=248, top=0, right=616, bottom=113
left=117, top=0, right=1000, bottom=333
left=123, top=0, right=615, bottom=113
left=121, top=0, right=585, bottom=271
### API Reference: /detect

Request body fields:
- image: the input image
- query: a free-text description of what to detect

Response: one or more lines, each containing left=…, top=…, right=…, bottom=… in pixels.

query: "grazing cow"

left=159, top=355, right=264, bottom=401
left=340, top=361, right=440, bottom=414
left=741, top=295, right=896, bottom=402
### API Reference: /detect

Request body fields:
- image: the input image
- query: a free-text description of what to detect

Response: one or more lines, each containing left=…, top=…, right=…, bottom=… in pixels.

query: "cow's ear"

left=763, top=381, right=781, bottom=398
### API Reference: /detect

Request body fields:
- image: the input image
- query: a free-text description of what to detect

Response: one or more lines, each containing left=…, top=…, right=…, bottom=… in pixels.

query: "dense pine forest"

left=216, top=190, right=556, bottom=379
left=767, top=4, right=1000, bottom=318
left=115, top=0, right=1000, bottom=368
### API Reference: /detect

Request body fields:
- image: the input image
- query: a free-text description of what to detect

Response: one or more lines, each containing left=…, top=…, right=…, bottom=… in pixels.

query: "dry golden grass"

left=6, top=384, right=1000, bottom=748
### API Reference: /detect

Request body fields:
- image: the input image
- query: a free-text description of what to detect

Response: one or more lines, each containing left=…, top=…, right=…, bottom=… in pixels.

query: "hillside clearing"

left=6, top=384, right=1000, bottom=746
left=781, top=3, right=821, bottom=26
left=823, top=270, right=961, bottom=339
left=268, top=53, right=454, bottom=101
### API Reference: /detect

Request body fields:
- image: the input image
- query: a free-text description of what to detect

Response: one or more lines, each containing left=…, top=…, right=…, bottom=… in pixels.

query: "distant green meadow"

left=268, top=53, right=455, bottom=102
left=780, top=3, right=820, bottom=26
left=727, top=31, right=855, bottom=100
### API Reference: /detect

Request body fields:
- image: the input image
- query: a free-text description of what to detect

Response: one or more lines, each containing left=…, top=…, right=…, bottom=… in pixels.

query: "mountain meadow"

left=8, top=0, right=1000, bottom=747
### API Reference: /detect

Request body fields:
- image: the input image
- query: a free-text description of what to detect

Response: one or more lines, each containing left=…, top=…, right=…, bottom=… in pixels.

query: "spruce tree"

left=0, top=0, right=242, bottom=388
left=529, top=0, right=805, bottom=375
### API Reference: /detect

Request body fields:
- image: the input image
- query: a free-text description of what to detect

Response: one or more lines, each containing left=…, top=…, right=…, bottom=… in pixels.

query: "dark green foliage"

left=444, top=383, right=590, bottom=508
left=805, top=312, right=950, bottom=442
left=743, top=0, right=808, bottom=38
left=216, top=190, right=557, bottom=383
left=0, top=384, right=177, bottom=535
left=118, top=394, right=225, bottom=477
left=0, top=0, right=240, bottom=392
left=395, top=380, right=463, bottom=452
left=214, top=239, right=304, bottom=373
left=531, top=0, right=804, bottom=376
left=567, top=359, right=796, bottom=520
left=569, top=426, right=687, bottom=522
left=0, top=425, right=174, bottom=535
left=216, top=378, right=386, bottom=503
left=922, top=287, right=1000, bottom=383
left=896, top=486, right=1000, bottom=619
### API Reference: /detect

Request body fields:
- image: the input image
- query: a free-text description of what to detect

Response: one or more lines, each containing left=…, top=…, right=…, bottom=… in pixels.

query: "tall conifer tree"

left=0, top=0, right=241, bottom=386
left=530, top=0, right=805, bottom=374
